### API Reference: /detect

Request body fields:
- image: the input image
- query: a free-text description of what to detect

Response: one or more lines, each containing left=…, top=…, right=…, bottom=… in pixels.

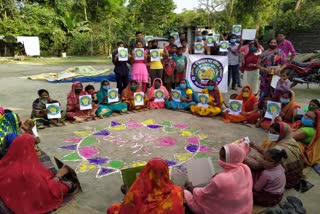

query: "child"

left=252, top=148, right=287, bottom=207
left=131, top=40, right=149, bottom=92
left=85, top=85, right=98, bottom=104
left=274, top=70, right=291, bottom=101
left=112, top=42, right=130, bottom=94
left=162, top=54, right=176, bottom=92
left=173, top=47, right=187, bottom=88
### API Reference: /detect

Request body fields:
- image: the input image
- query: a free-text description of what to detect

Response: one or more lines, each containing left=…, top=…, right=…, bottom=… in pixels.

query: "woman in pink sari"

left=184, top=143, right=253, bottom=214
left=147, top=78, right=169, bottom=109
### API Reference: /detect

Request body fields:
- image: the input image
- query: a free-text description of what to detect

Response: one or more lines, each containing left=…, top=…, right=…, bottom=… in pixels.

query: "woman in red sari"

left=107, top=158, right=184, bottom=214
left=223, top=85, right=259, bottom=124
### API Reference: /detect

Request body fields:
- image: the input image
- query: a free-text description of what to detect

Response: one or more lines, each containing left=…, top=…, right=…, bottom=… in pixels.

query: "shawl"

left=281, top=90, right=300, bottom=122
left=205, top=81, right=222, bottom=106
left=0, top=112, right=21, bottom=156
left=96, top=79, right=111, bottom=103
left=148, top=78, right=169, bottom=99
left=176, top=79, right=198, bottom=102
left=121, top=82, right=142, bottom=100
left=66, top=82, right=87, bottom=112
left=235, top=85, right=258, bottom=112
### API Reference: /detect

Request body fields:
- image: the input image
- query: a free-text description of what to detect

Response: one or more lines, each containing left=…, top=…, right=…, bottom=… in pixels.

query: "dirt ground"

left=0, top=63, right=319, bottom=213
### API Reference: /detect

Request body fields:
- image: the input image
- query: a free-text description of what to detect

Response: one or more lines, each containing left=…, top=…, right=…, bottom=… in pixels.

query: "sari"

left=148, top=78, right=169, bottom=109
left=0, top=134, right=69, bottom=214
left=165, top=79, right=198, bottom=110
left=298, top=110, right=320, bottom=165
left=107, top=158, right=184, bottom=214
left=184, top=143, right=253, bottom=214
left=223, top=85, right=259, bottom=123
left=121, top=84, right=149, bottom=110
left=190, top=82, right=223, bottom=116
left=96, top=80, right=128, bottom=116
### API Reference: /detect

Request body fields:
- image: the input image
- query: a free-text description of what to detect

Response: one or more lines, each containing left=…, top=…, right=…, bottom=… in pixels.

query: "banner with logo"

left=186, top=55, right=228, bottom=93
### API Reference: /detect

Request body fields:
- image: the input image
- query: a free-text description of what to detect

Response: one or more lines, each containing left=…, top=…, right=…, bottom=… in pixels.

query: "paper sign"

left=134, top=92, right=144, bottom=106
left=271, top=75, right=280, bottom=89
left=144, top=35, right=153, bottom=43
left=198, top=93, right=209, bottom=108
left=242, top=29, right=257, bottom=40
left=150, top=49, right=160, bottom=61
left=118, top=48, right=128, bottom=61
left=32, top=126, right=39, bottom=137
left=265, top=101, right=281, bottom=119
left=170, top=32, right=179, bottom=40
left=46, top=103, right=61, bottom=119
left=108, top=88, right=119, bottom=103
left=219, top=41, right=229, bottom=52
left=297, top=108, right=306, bottom=116
left=186, top=157, right=215, bottom=186
left=154, top=90, right=165, bottom=102
left=194, top=42, right=204, bottom=54
left=171, top=90, right=181, bottom=102
left=213, top=34, right=220, bottom=42
left=232, top=25, right=242, bottom=35
left=79, top=95, right=93, bottom=110
left=229, top=99, right=243, bottom=115
left=241, top=136, right=250, bottom=144
left=206, top=36, right=215, bottom=47
left=134, top=48, right=144, bottom=61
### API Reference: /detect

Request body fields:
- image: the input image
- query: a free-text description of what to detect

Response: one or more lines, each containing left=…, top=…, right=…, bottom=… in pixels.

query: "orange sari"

left=121, top=84, right=149, bottom=110
left=107, top=158, right=184, bottom=214
left=223, top=85, right=258, bottom=123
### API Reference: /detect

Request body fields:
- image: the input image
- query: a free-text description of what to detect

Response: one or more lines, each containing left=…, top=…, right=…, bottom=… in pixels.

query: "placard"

left=144, top=35, right=153, bottom=43
left=150, top=49, right=160, bottom=61
left=171, top=90, right=181, bottom=102
left=108, top=88, right=119, bottom=103
left=154, top=89, right=165, bottom=102
left=219, top=41, right=229, bottom=52
left=264, top=101, right=281, bottom=119
left=134, top=48, right=144, bottom=61
left=232, top=25, right=242, bottom=36
left=46, top=103, right=61, bottom=119
left=271, top=74, right=280, bottom=89
left=242, top=29, right=257, bottom=40
left=206, top=36, right=215, bottom=47
left=186, top=157, right=215, bottom=186
left=32, top=126, right=39, bottom=137
left=198, top=93, right=209, bottom=108
left=194, top=42, right=204, bottom=54
left=213, top=34, right=220, bottom=42
left=229, top=99, right=243, bottom=115
left=134, top=92, right=144, bottom=106
left=79, top=95, right=93, bottom=110
left=170, top=32, right=179, bottom=41
left=118, top=48, right=128, bottom=61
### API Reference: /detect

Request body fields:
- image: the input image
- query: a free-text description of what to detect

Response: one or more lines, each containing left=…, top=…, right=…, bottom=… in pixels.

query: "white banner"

left=186, top=55, right=228, bottom=93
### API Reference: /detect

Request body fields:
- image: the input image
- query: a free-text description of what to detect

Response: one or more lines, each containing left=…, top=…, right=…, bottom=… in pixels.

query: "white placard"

left=118, top=48, right=128, bottom=61
left=46, top=103, right=61, bottom=119
left=32, top=126, right=39, bottom=137
left=271, top=75, right=280, bottom=89
left=297, top=108, right=306, bottom=116
left=108, top=88, right=119, bottom=103
left=206, top=36, right=215, bottom=47
left=79, top=95, right=93, bottom=110
left=134, top=48, right=144, bottom=61
left=154, top=89, right=165, bottom=102
left=232, top=25, right=242, bottom=36
left=144, top=35, right=153, bottom=43
left=198, top=93, right=209, bottom=108
left=219, top=41, right=229, bottom=52
left=242, top=29, right=257, bottom=40
left=229, top=99, right=243, bottom=115
left=150, top=49, right=160, bottom=61
left=194, top=42, right=204, bottom=54
left=170, top=32, right=179, bottom=41
left=171, top=90, right=181, bottom=102
left=213, top=34, right=220, bottom=42
left=264, top=101, right=281, bottom=119
left=134, top=92, right=144, bottom=106
left=186, top=157, right=215, bottom=186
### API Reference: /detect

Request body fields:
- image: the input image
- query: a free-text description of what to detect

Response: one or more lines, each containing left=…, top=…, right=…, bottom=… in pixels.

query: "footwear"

left=287, top=196, right=306, bottom=214
left=279, top=201, right=296, bottom=213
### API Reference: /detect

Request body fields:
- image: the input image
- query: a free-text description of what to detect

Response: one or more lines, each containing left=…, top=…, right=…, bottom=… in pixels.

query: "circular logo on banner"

left=47, top=105, right=59, bottom=115
left=108, top=89, right=118, bottom=99
left=230, top=101, right=241, bottom=112
left=233, top=26, right=241, bottom=34
left=151, top=50, right=160, bottom=59
left=267, top=103, right=280, bottom=115
left=155, top=90, right=164, bottom=99
left=135, top=49, right=144, bottom=57
left=190, top=58, right=224, bottom=89
left=199, top=94, right=209, bottom=104
left=80, top=96, right=92, bottom=106
left=119, top=49, right=128, bottom=58
left=134, top=93, right=144, bottom=102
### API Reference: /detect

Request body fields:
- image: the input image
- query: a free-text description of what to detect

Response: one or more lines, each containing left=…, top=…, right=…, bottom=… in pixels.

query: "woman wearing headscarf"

left=0, top=134, right=78, bottom=213
left=96, top=80, right=128, bottom=117
left=121, top=80, right=149, bottom=110
left=190, top=80, right=223, bottom=116
left=147, top=78, right=169, bottom=109
left=247, top=122, right=303, bottom=188
left=66, top=82, right=98, bottom=122
left=223, top=85, right=260, bottom=124
left=184, top=143, right=253, bottom=214
left=107, top=158, right=184, bottom=214
left=165, top=79, right=198, bottom=110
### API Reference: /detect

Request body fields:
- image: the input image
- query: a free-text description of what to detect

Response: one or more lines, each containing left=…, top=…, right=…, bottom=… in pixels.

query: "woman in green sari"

left=96, top=80, right=128, bottom=117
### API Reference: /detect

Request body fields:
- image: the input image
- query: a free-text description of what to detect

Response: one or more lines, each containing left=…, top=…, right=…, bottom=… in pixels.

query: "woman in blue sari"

left=166, top=79, right=198, bottom=110
left=96, top=80, right=128, bottom=117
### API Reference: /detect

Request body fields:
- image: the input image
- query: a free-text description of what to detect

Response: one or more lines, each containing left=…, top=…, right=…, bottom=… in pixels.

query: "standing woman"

left=257, top=38, right=287, bottom=108
left=131, top=40, right=149, bottom=93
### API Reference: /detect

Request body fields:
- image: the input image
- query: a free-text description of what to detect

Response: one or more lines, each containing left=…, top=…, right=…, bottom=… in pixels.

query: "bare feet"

left=56, top=165, right=69, bottom=178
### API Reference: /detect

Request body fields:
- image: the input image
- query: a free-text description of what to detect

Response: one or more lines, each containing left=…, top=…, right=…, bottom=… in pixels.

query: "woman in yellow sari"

left=190, top=80, right=223, bottom=116
left=121, top=80, right=149, bottom=110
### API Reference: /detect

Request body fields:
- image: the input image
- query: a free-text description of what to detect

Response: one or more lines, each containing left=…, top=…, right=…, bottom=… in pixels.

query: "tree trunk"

left=294, top=0, right=303, bottom=12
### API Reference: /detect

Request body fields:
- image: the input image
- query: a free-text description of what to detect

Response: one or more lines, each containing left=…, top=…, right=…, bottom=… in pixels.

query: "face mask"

left=242, top=92, right=249, bottom=98
left=268, top=132, right=280, bottom=142
left=40, top=98, right=48, bottom=103
left=308, top=106, right=317, bottom=111
left=236, top=38, right=241, bottom=43
left=75, top=89, right=82, bottom=94
left=195, top=36, right=202, bottom=41
left=152, top=45, right=158, bottom=49
left=301, top=116, right=314, bottom=127
left=180, top=83, right=186, bottom=89
left=269, top=45, right=277, bottom=50
left=280, top=98, right=290, bottom=104
left=230, top=39, right=236, bottom=44
left=207, top=86, right=214, bottom=91
left=249, top=47, right=257, bottom=52
left=154, top=84, right=160, bottom=89
left=103, top=86, right=110, bottom=90
left=202, top=36, right=207, bottom=40
left=130, top=86, right=137, bottom=91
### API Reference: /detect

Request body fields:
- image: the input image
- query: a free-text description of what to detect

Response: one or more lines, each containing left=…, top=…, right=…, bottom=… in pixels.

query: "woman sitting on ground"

left=247, top=121, right=303, bottom=188
left=31, top=89, right=64, bottom=128
left=147, top=78, right=169, bottom=109
left=0, top=134, right=79, bottom=213
left=96, top=80, right=128, bottom=117
left=165, top=79, right=197, bottom=110
left=121, top=80, right=149, bottom=110
left=184, top=143, right=253, bottom=214
left=223, top=85, right=259, bottom=124
left=66, top=82, right=98, bottom=122
left=107, top=158, right=184, bottom=214
left=253, top=148, right=286, bottom=207
left=190, top=80, right=223, bottom=117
